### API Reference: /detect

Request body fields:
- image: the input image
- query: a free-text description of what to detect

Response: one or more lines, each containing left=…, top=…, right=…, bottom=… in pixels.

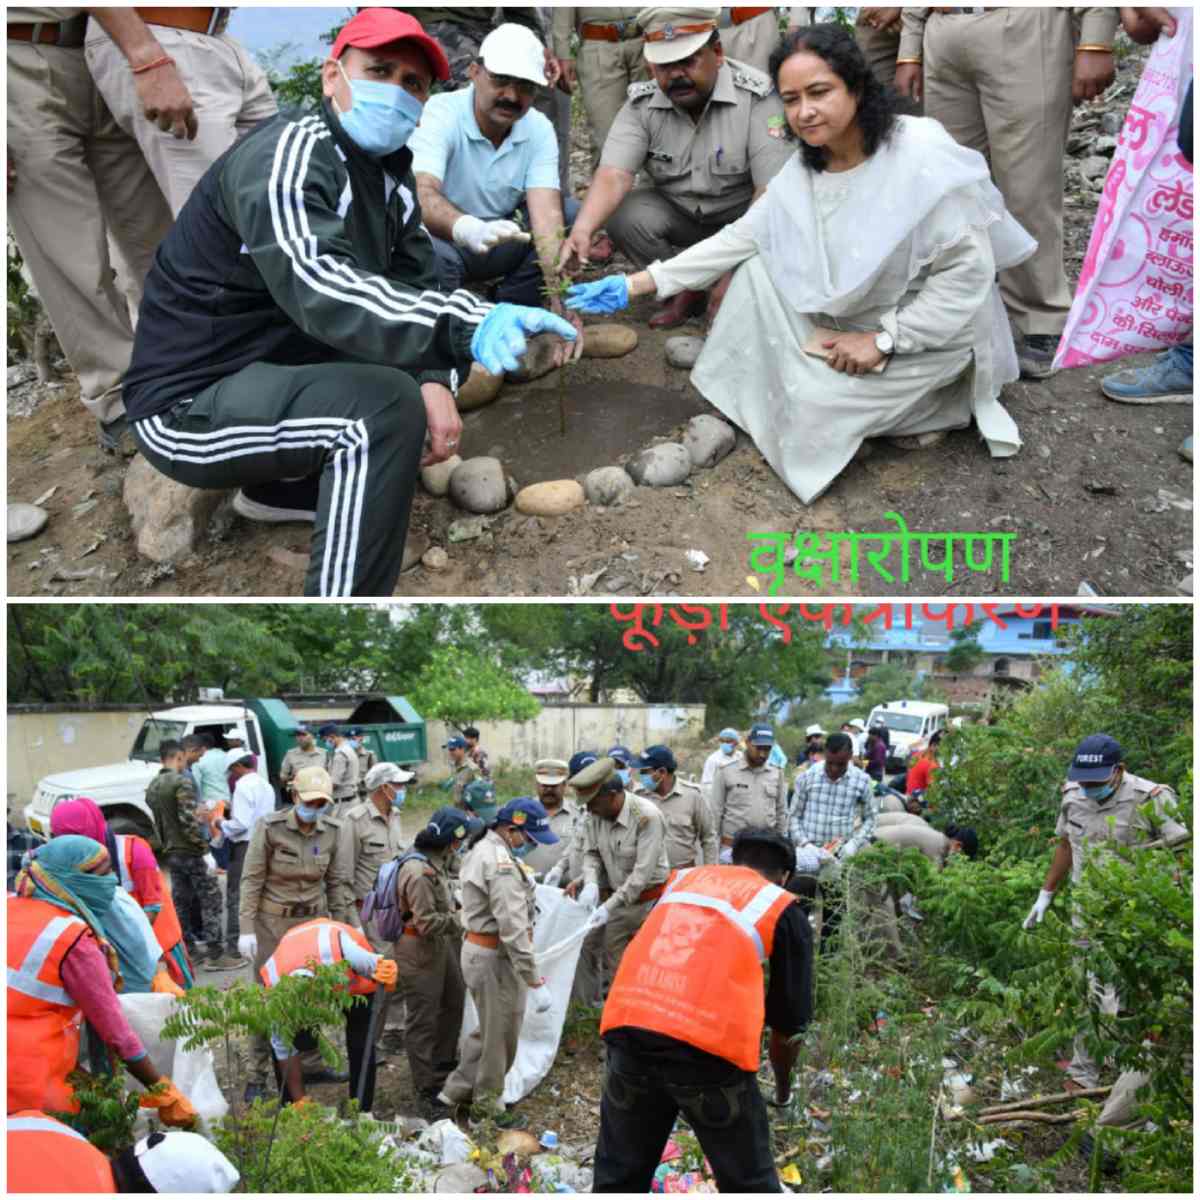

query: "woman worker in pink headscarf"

left=49, top=797, right=194, bottom=990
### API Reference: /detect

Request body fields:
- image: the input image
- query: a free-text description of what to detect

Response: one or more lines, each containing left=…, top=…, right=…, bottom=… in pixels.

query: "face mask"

left=335, top=61, right=423, bottom=157
left=391, top=788, right=407, bottom=810
left=295, top=803, right=322, bottom=824
left=511, top=841, right=532, bottom=859
left=638, top=772, right=656, bottom=791
left=616, top=768, right=632, bottom=787
left=1082, top=780, right=1118, bottom=803
left=720, top=742, right=736, bottom=756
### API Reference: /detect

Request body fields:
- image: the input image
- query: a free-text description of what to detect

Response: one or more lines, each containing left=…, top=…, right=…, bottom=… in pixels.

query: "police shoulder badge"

left=767, top=114, right=787, bottom=140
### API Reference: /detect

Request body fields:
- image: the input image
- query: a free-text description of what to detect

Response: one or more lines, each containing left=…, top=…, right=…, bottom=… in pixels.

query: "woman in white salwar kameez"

left=566, top=23, right=1037, bottom=505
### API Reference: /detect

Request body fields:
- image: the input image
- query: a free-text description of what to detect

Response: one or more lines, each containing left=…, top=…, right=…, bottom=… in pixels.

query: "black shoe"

left=420, top=1090, right=452, bottom=1118
left=233, top=477, right=320, bottom=524
left=98, top=413, right=137, bottom=456
left=1018, top=334, right=1060, bottom=380
left=1079, top=1132, right=1120, bottom=1177
left=303, top=1067, right=350, bottom=1084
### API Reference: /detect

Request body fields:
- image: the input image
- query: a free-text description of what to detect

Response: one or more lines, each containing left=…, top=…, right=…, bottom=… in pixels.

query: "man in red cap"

left=121, top=9, right=576, bottom=598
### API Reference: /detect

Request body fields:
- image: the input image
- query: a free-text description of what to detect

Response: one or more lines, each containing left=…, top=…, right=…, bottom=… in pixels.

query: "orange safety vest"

left=7, top=897, right=89, bottom=1114
left=7, top=1111, right=116, bottom=1193
left=260, top=919, right=377, bottom=996
left=600, top=865, right=796, bottom=1071
left=114, top=834, right=184, bottom=958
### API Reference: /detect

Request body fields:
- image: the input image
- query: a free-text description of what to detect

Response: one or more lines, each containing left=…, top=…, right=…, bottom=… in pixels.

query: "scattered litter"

left=780, top=1164, right=803, bottom=1185
left=447, top=515, right=490, bottom=543
left=33, top=486, right=57, bottom=506
left=685, top=549, right=710, bottom=572
left=965, top=1138, right=1011, bottom=1163
left=77, top=534, right=107, bottom=558
left=539, top=1131, right=558, bottom=1150
left=942, top=1164, right=971, bottom=1192
left=417, top=1118, right=474, bottom=1166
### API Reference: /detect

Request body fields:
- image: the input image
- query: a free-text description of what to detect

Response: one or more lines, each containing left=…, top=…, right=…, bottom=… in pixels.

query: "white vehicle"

left=867, top=701, right=950, bottom=768
left=24, top=704, right=269, bottom=841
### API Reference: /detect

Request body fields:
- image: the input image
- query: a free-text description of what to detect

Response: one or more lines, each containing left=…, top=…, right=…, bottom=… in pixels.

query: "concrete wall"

left=7, top=702, right=706, bottom=808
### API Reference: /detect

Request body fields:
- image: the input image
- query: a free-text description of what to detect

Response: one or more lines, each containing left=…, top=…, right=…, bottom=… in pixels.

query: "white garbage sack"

left=460, top=884, right=591, bottom=1103
left=118, top=993, right=228, bottom=1126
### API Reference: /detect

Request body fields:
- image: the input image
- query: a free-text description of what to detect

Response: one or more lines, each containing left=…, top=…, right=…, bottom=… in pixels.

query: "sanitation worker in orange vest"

left=259, top=916, right=398, bottom=1112
left=594, top=827, right=814, bottom=1193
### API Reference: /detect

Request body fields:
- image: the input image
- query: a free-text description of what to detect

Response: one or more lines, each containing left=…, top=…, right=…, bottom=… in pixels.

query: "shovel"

left=356, top=987, right=387, bottom=1110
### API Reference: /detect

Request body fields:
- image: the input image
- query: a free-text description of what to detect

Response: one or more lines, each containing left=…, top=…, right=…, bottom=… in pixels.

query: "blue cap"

left=568, top=750, right=599, bottom=776
left=607, top=745, right=635, bottom=766
left=748, top=723, right=774, bottom=747
left=496, top=796, right=559, bottom=845
left=718, top=728, right=739, bottom=742
left=637, top=744, right=676, bottom=772
left=425, top=805, right=483, bottom=844
left=318, top=723, right=339, bottom=737
left=348, top=726, right=364, bottom=737
left=1067, top=734, right=1123, bottom=782
left=443, top=736, right=467, bottom=750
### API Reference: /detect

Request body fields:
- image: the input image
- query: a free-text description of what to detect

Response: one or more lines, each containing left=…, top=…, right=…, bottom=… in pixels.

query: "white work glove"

left=584, top=905, right=610, bottom=933
left=1022, top=889, right=1055, bottom=929
left=203, top=852, right=218, bottom=874
left=837, top=839, right=859, bottom=860
left=237, top=933, right=257, bottom=960
left=452, top=214, right=530, bottom=255
left=543, top=864, right=565, bottom=888
left=718, top=846, right=733, bottom=865
left=531, top=982, right=554, bottom=1014
left=577, top=882, right=599, bottom=911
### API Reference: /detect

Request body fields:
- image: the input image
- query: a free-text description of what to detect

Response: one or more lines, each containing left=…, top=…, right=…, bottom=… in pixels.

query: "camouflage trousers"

left=165, top=853, right=223, bottom=948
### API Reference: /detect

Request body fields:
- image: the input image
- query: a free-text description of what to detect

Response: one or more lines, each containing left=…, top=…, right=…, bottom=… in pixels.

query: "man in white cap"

left=701, top=728, right=741, bottom=802
left=344, top=762, right=414, bottom=945
left=559, top=5, right=793, bottom=328
left=526, top=758, right=583, bottom=879
left=411, top=23, right=585, bottom=333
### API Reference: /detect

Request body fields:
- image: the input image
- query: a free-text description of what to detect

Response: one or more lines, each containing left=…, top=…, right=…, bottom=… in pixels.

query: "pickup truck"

left=24, top=695, right=426, bottom=841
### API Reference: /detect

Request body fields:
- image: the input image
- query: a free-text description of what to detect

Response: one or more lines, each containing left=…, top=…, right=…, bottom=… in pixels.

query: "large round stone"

left=514, top=479, right=585, bottom=517
left=420, top=454, right=462, bottom=497
left=683, top=414, right=736, bottom=468
left=7, top=502, right=48, bottom=543
left=627, top=443, right=692, bottom=487
left=584, top=466, right=635, bottom=507
left=582, top=323, right=638, bottom=358
left=449, top=457, right=509, bottom=514
left=665, top=335, right=706, bottom=369
left=455, top=363, right=504, bottom=412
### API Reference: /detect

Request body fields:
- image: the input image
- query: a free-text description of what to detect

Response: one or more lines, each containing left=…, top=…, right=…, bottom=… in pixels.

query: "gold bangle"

left=1076, top=44, right=1113, bottom=53
left=895, top=57, right=922, bottom=64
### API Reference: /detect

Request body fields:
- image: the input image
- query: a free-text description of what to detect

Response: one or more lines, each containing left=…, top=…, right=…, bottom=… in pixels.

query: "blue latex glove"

left=470, top=303, right=579, bottom=376
left=565, top=275, right=630, bottom=315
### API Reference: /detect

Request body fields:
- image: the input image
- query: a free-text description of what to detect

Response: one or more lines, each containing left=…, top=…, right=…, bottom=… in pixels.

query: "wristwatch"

left=874, top=330, right=895, bottom=356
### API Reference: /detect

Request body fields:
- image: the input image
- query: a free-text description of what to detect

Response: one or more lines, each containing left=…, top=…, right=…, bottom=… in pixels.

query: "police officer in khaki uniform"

left=345, top=763, right=413, bottom=947
left=394, top=806, right=479, bottom=1116
left=442, top=735, right=478, bottom=806
left=1023, top=735, right=1188, bottom=1134
left=84, top=6, right=277, bottom=217
left=6, top=7, right=184, bottom=446
left=439, top=798, right=558, bottom=1122
left=565, top=756, right=671, bottom=979
left=322, top=724, right=360, bottom=809
left=894, top=6, right=1118, bottom=379
left=711, top=723, right=788, bottom=861
left=277, top=725, right=326, bottom=806
left=524, top=758, right=583, bottom=879
left=559, top=5, right=793, bottom=328
left=552, top=7, right=648, bottom=168
left=236, top=765, right=359, bottom=1101
left=634, top=744, right=718, bottom=869
left=350, top=728, right=379, bottom=802
left=716, top=6, right=794, bottom=75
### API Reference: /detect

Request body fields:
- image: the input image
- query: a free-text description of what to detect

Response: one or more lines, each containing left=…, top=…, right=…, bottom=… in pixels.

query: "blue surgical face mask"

left=720, top=742, right=736, bottom=756
left=638, top=771, right=656, bottom=791
left=616, top=768, right=632, bottom=787
left=335, top=61, right=423, bottom=157
left=391, top=788, right=407, bottom=810
left=295, top=802, right=322, bottom=824
left=512, top=841, right=532, bottom=859
left=1082, top=780, right=1118, bottom=803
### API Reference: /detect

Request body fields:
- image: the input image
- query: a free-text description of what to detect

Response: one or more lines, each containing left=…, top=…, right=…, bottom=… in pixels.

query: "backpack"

left=362, top=850, right=427, bottom=942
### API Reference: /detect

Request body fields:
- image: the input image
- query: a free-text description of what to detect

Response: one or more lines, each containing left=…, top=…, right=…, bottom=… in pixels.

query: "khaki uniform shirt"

left=395, top=848, right=460, bottom=940
left=523, top=800, right=583, bottom=877
left=601, top=61, right=793, bottom=223
left=449, top=760, right=478, bottom=806
left=328, top=742, right=359, bottom=801
left=582, top=792, right=670, bottom=912
left=278, top=746, right=327, bottom=790
left=636, top=777, right=718, bottom=869
left=459, top=830, right=540, bottom=986
left=551, top=6, right=643, bottom=56
left=711, top=754, right=788, bottom=841
left=1056, top=772, right=1188, bottom=886
left=898, top=6, right=1121, bottom=61
left=343, top=799, right=406, bottom=902
left=239, top=807, right=357, bottom=926
left=875, top=819, right=949, bottom=865
left=355, top=746, right=378, bottom=799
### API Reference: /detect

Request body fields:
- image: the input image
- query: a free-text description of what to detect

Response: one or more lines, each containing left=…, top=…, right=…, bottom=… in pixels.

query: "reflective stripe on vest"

left=8, top=1114, right=89, bottom=1140
left=8, top=914, right=83, bottom=1007
left=114, top=835, right=136, bottom=894
left=657, top=878, right=788, bottom=959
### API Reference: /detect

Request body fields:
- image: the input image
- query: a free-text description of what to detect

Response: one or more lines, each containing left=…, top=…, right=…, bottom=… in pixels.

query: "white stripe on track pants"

left=133, top=359, right=427, bottom=596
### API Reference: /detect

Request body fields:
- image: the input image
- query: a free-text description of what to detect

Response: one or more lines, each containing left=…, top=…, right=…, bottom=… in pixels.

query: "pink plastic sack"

left=1055, top=10, right=1194, bottom=369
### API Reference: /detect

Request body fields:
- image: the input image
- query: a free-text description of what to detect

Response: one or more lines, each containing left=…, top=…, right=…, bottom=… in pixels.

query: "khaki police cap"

left=568, top=755, right=619, bottom=800
left=535, top=758, right=570, bottom=785
left=294, top=765, right=333, bottom=801
left=637, top=5, right=720, bottom=64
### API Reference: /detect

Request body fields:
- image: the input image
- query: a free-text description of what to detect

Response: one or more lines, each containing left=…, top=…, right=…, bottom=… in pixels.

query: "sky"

left=227, top=7, right=351, bottom=67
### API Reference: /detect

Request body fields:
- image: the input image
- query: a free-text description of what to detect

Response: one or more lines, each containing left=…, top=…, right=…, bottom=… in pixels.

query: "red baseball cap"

left=331, top=9, right=451, bottom=82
